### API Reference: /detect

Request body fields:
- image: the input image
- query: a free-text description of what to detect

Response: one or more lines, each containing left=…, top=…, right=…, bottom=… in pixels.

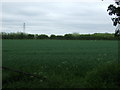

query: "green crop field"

left=2, top=40, right=120, bottom=88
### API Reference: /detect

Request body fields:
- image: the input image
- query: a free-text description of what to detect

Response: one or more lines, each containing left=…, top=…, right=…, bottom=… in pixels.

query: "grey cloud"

left=2, top=2, right=115, bottom=34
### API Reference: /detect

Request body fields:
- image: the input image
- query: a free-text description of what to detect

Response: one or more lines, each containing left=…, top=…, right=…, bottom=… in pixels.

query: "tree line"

left=1, top=32, right=119, bottom=40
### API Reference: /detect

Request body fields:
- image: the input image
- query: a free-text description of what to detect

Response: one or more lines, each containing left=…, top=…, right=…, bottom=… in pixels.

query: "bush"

left=83, top=62, right=120, bottom=88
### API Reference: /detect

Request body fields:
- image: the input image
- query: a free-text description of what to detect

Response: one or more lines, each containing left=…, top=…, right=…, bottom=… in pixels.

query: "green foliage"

left=107, top=1, right=120, bottom=26
left=36, top=34, right=49, bottom=39
left=2, top=32, right=117, bottom=40
left=83, top=62, right=120, bottom=88
left=27, top=34, right=34, bottom=39
left=50, top=34, right=56, bottom=39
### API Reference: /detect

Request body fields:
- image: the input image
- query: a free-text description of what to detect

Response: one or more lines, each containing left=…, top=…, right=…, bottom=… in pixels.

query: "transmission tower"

left=23, top=23, right=25, bottom=33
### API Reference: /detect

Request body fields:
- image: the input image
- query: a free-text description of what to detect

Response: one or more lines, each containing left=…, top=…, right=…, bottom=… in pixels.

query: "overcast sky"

left=1, top=0, right=116, bottom=35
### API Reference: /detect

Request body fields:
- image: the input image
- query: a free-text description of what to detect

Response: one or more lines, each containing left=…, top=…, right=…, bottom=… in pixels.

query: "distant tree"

left=37, top=34, right=49, bottom=39
left=56, top=35, right=64, bottom=40
left=72, top=32, right=80, bottom=37
left=27, top=34, right=34, bottom=39
left=64, top=34, right=73, bottom=40
left=50, top=34, right=56, bottom=39
left=1, top=32, right=116, bottom=40
left=72, top=33, right=81, bottom=40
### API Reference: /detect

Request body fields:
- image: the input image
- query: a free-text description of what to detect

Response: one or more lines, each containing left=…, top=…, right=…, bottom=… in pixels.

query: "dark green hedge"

left=1, top=32, right=120, bottom=40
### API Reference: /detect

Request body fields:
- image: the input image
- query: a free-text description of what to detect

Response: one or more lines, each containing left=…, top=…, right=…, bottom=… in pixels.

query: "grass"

left=2, top=40, right=119, bottom=88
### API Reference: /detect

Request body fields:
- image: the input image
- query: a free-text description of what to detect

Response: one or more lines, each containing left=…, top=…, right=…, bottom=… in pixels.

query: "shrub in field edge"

left=83, top=61, right=120, bottom=88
